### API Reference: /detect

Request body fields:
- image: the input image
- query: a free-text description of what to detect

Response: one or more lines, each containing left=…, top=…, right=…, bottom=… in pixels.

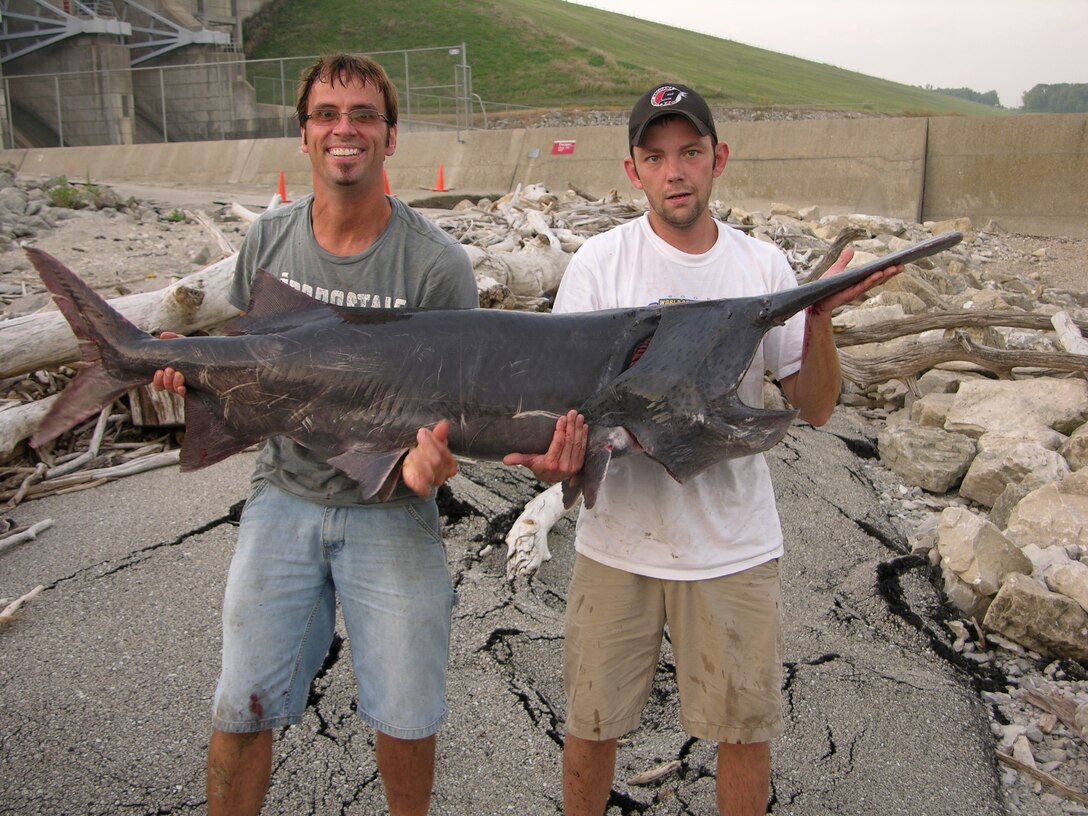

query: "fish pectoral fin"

left=568, top=426, right=625, bottom=511
left=179, top=392, right=263, bottom=471
left=560, top=478, right=583, bottom=511
left=327, top=447, right=410, bottom=501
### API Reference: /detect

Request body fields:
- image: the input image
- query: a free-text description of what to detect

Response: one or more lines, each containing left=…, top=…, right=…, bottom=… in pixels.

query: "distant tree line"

left=922, top=83, right=1088, bottom=112
left=930, top=86, right=1002, bottom=107
left=1021, top=83, right=1088, bottom=113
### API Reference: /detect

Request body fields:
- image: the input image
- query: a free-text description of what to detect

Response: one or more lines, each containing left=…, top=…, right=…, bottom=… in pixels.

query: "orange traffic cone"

left=277, top=171, right=290, bottom=203
left=383, top=167, right=393, bottom=196
left=429, top=163, right=450, bottom=192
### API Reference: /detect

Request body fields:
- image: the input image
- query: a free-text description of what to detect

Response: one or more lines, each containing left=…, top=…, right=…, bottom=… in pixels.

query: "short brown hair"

left=295, top=53, right=399, bottom=129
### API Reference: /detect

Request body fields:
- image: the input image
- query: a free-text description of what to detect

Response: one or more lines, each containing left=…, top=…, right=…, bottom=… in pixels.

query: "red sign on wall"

left=551, top=140, right=576, bottom=155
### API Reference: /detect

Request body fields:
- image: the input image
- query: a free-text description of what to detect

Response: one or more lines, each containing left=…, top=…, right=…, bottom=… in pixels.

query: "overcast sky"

left=566, top=0, right=1085, bottom=108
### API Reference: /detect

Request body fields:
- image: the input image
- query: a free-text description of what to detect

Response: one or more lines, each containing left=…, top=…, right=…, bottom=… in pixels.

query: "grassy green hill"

left=243, top=0, right=1002, bottom=116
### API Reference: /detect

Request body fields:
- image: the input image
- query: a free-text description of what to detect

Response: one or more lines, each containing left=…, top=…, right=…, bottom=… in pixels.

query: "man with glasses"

left=155, top=52, right=582, bottom=815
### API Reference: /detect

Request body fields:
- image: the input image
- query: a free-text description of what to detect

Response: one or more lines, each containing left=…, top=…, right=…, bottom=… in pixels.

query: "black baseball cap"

left=628, top=83, right=717, bottom=148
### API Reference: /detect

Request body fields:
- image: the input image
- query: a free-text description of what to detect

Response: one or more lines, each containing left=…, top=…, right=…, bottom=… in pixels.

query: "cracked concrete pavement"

left=0, top=413, right=1007, bottom=815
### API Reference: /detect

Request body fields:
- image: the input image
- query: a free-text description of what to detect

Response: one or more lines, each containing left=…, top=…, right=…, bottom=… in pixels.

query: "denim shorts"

left=211, top=480, right=454, bottom=739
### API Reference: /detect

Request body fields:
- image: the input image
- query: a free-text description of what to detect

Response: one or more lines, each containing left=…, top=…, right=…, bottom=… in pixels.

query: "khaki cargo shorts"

left=564, top=554, right=784, bottom=744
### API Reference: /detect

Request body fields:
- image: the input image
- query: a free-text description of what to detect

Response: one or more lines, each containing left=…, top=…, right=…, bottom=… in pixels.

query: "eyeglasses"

left=303, top=108, right=389, bottom=127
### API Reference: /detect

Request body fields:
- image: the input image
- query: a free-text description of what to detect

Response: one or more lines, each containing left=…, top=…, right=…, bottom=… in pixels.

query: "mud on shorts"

left=211, top=480, right=454, bottom=740
left=564, top=554, right=784, bottom=744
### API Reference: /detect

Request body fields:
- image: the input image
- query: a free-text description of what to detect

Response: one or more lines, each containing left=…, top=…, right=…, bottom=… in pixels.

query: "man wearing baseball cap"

left=551, top=83, right=903, bottom=814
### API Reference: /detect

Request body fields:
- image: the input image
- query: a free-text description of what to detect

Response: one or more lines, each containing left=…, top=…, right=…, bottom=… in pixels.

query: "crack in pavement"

left=477, top=627, right=565, bottom=747
left=40, top=502, right=241, bottom=592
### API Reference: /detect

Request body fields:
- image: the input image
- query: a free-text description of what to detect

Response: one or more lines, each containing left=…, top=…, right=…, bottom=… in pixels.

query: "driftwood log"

left=505, top=482, right=566, bottom=578
left=839, top=334, right=1088, bottom=386
left=1052, top=311, right=1088, bottom=354
left=463, top=243, right=569, bottom=309
left=0, top=449, right=180, bottom=506
left=833, top=309, right=1088, bottom=386
left=996, top=752, right=1088, bottom=805
left=44, top=407, right=111, bottom=479
left=0, top=518, right=53, bottom=553
left=0, top=396, right=58, bottom=460
left=834, top=310, right=1088, bottom=347
left=0, top=584, right=44, bottom=624
left=0, top=253, right=239, bottom=380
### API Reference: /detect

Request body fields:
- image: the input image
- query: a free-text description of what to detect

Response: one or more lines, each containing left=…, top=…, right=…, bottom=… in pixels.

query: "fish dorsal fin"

left=224, top=269, right=331, bottom=335
left=248, top=268, right=321, bottom=316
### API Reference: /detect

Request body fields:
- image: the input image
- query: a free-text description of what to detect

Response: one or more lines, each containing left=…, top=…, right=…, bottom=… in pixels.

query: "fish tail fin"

left=27, top=248, right=151, bottom=447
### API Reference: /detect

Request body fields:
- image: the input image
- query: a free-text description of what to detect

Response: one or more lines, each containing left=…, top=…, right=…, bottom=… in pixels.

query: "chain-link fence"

left=1, top=44, right=483, bottom=148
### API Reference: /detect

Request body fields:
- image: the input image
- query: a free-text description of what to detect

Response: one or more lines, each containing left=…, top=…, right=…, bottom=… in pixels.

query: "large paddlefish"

left=27, top=232, right=960, bottom=508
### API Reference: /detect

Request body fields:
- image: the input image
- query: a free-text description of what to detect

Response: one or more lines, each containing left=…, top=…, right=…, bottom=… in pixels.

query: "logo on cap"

left=650, top=86, right=687, bottom=108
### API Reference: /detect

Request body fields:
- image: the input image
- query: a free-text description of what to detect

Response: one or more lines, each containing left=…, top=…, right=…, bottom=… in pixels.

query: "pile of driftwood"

left=0, top=237, right=239, bottom=517
left=430, top=183, right=644, bottom=309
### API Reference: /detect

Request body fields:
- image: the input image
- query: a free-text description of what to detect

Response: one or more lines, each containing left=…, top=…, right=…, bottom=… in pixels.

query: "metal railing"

left=1, top=44, right=478, bottom=148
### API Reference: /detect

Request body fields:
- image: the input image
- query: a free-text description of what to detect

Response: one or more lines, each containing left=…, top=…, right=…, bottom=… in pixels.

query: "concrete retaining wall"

left=923, top=114, right=1088, bottom=237
left=2, top=113, right=1085, bottom=238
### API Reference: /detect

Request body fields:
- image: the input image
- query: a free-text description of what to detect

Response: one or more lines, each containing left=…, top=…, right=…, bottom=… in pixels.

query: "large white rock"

left=936, top=507, right=1032, bottom=596
left=1019, top=543, right=1074, bottom=576
left=1077, top=703, right=1088, bottom=745
left=1047, top=561, right=1088, bottom=615
left=976, top=428, right=1067, bottom=453
left=870, top=269, right=947, bottom=309
left=911, top=393, right=956, bottom=428
left=929, top=217, right=975, bottom=242
left=950, top=289, right=1014, bottom=311
left=864, top=290, right=929, bottom=315
left=945, top=379, right=1088, bottom=438
left=983, top=573, right=1088, bottom=661
left=878, top=425, right=977, bottom=494
left=817, top=213, right=909, bottom=238
left=1004, top=469, right=1088, bottom=550
left=916, top=368, right=987, bottom=397
left=959, top=442, right=1070, bottom=508
left=942, top=567, right=993, bottom=620
left=832, top=303, right=907, bottom=330
left=1060, top=423, right=1088, bottom=471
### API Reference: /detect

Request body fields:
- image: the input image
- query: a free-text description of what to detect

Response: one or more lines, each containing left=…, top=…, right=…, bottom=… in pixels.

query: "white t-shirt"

left=553, top=214, right=806, bottom=580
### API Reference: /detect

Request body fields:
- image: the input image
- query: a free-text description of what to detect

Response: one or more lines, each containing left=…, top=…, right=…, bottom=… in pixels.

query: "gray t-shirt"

left=228, top=194, right=477, bottom=506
